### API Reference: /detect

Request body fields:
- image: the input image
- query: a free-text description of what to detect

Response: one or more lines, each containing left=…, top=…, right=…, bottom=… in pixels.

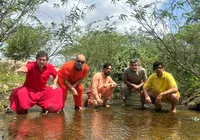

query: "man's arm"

left=122, top=70, right=142, bottom=90
left=143, top=88, right=152, bottom=103
left=51, top=75, right=58, bottom=90
left=16, top=66, right=28, bottom=73
left=63, top=78, right=78, bottom=96
left=157, top=73, right=178, bottom=101
left=72, top=79, right=84, bottom=88
left=122, top=70, right=133, bottom=86
left=156, top=87, right=178, bottom=102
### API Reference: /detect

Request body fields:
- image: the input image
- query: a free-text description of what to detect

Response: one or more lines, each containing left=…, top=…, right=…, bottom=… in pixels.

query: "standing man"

left=84, top=63, right=117, bottom=108
left=121, top=59, right=148, bottom=105
left=9, top=51, right=63, bottom=114
left=140, top=61, right=180, bottom=113
left=57, top=54, right=89, bottom=109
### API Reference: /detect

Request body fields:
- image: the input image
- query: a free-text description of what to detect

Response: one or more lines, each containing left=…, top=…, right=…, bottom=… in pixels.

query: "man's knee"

left=168, top=93, right=179, bottom=104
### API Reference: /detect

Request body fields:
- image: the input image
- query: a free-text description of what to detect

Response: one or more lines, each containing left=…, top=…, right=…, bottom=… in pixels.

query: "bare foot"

left=171, top=106, right=176, bottom=113
left=104, top=104, right=110, bottom=108
left=74, top=106, right=85, bottom=110
left=121, top=103, right=126, bottom=106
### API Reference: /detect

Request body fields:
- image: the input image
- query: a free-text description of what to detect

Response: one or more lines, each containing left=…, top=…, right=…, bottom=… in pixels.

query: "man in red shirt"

left=58, top=54, right=89, bottom=109
left=9, top=51, right=63, bottom=114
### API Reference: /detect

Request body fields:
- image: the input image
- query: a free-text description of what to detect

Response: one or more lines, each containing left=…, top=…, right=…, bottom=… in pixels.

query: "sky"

left=35, top=0, right=164, bottom=33
left=33, top=0, right=167, bottom=64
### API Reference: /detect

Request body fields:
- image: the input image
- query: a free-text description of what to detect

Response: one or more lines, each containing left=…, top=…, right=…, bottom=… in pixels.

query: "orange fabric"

left=58, top=60, right=88, bottom=107
left=87, top=72, right=116, bottom=99
left=87, top=72, right=116, bottom=106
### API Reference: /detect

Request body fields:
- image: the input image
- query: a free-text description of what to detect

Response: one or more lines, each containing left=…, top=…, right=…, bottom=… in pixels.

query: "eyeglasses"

left=154, top=66, right=163, bottom=70
left=76, top=59, right=85, bottom=64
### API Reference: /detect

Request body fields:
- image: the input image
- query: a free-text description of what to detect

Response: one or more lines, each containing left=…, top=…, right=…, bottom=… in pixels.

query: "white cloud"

left=35, top=0, right=164, bottom=31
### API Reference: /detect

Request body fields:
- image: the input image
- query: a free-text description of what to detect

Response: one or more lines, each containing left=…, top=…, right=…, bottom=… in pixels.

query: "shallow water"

left=0, top=95, right=200, bottom=140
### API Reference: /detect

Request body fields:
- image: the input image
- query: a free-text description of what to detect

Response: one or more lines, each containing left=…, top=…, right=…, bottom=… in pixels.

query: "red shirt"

left=23, top=62, right=57, bottom=91
left=58, top=60, right=88, bottom=84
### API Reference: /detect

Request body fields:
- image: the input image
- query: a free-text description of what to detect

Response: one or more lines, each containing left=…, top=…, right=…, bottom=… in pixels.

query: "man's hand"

left=131, top=84, right=140, bottom=90
left=145, top=96, right=152, bottom=103
left=156, top=93, right=163, bottom=103
left=16, top=66, right=28, bottom=73
left=110, top=83, right=117, bottom=88
left=50, top=84, right=57, bottom=90
left=71, top=87, right=78, bottom=96
left=97, top=98, right=103, bottom=104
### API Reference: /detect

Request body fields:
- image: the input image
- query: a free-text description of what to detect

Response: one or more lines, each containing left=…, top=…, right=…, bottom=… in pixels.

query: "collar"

left=156, top=71, right=166, bottom=78
left=34, top=62, right=48, bottom=71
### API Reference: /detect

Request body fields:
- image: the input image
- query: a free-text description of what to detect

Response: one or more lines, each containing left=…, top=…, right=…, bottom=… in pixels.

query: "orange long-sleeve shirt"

left=87, top=72, right=116, bottom=99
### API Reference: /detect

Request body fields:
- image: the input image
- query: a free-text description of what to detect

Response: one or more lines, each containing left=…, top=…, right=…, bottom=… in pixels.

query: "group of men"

left=8, top=51, right=180, bottom=114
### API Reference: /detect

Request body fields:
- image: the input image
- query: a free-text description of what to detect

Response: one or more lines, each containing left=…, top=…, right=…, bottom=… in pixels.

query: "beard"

left=75, top=63, right=83, bottom=71
left=104, top=72, right=111, bottom=76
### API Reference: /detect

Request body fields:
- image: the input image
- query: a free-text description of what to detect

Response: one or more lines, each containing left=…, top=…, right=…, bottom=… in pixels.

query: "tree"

left=111, top=0, right=200, bottom=109
left=0, top=0, right=48, bottom=44
left=3, top=24, right=51, bottom=61
left=59, top=28, right=133, bottom=80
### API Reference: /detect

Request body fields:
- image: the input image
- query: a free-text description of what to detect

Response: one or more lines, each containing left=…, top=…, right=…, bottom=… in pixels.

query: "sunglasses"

left=76, top=59, right=85, bottom=64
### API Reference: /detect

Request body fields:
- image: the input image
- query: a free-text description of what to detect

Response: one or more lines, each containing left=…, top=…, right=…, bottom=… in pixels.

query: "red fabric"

left=9, top=61, right=63, bottom=114
left=10, top=86, right=63, bottom=114
left=58, top=61, right=88, bottom=107
left=9, top=114, right=65, bottom=139
left=24, top=62, right=57, bottom=91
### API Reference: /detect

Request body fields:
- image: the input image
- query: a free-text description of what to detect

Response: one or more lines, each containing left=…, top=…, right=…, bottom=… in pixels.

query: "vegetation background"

left=0, top=0, right=200, bottom=110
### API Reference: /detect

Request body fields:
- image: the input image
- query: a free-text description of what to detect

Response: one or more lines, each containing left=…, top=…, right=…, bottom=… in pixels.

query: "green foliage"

left=0, top=0, right=47, bottom=43
left=0, top=61, right=25, bottom=87
left=3, top=24, right=51, bottom=61
left=0, top=61, right=25, bottom=109
left=59, top=29, right=133, bottom=82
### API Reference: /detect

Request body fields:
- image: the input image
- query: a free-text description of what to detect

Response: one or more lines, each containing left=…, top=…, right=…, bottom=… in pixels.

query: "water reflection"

left=65, top=110, right=84, bottom=139
left=88, top=109, right=114, bottom=140
left=8, top=113, right=65, bottom=140
left=2, top=102, right=200, bottom=140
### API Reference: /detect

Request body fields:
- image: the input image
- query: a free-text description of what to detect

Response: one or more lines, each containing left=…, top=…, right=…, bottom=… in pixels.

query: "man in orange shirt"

left=58, top=54, right=89, bottom=109
left=84, top=63, right=117, bottom=107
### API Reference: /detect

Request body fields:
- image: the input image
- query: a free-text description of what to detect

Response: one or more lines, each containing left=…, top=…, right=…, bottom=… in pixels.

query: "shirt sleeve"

left=167, top=73, right=178, bottom=88
left=63, top=63, right=71, bottom=80
left=143, top=74, right=153, bottom=89
left=82, top=64, right=89, bottom=78
left=122, top=70, right=128, bottom=82
left=108, top=77, right=116, bottom=85
left=142, top=68, right=148, bottom=81
left=91, top=74, right=100, bottom=99
left=26, top=62, right=34, bottom=71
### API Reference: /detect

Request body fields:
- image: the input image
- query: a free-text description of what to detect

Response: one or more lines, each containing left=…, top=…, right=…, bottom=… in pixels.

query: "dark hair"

left=153, top=61, right=164, bottom=70
left=130, top=59, right=139, bottom=65
left=36, top=51, right=49, bottom=60
left=103, top=63, right=112, bottom=69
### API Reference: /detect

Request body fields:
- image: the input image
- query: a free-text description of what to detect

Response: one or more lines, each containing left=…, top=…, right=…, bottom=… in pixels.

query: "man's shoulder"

left=138, top=67, right=146, bottom=72
left=149, top=73, right=157, bottom=79
left=62, top=61, right=74, bottom=68
left=93, top=72, right=101, bottom=77
left=163, top=71, right=174, bottom=78
left=83, top=63, right=89, bottom=70
left=123, top=67, right=130, bottom=73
